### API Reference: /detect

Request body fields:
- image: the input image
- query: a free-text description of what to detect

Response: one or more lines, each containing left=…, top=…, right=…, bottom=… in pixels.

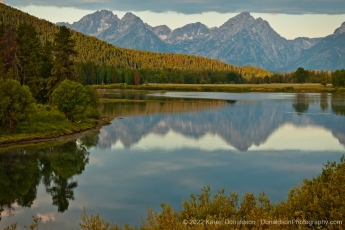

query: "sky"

left=7, top=0, right=345, bottom=39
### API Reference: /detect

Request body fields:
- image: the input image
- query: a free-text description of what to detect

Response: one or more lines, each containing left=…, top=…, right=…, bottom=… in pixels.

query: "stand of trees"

left=250, top=68, right=340, bottom=85
left=332, top=69, right=345, bottom=87
left=0, top=24, right=99, bottom=133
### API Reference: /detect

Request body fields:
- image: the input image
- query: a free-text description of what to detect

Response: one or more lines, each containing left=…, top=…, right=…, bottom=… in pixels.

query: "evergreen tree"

left=0, top=26, right=20, bottom=81
left=17, top=23, right=42, bottom=97
left=293, top=67, right=309, bottom=84
left=37, top=41, right=54, bottom=103
left=332, top=69, right=345, bottom=87
left=48, top=26, right=77, bottom=96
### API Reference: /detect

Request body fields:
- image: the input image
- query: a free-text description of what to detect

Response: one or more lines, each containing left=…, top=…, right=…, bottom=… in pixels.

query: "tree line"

left=76, top=63, right=345, bottom=86
left=250, top=67, right=345, bottom=86
left=75, top=62, right=244, bottom=85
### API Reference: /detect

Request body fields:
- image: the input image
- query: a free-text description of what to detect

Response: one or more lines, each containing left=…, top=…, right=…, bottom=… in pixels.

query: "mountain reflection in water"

left=98, top=93, right=345, bottom=151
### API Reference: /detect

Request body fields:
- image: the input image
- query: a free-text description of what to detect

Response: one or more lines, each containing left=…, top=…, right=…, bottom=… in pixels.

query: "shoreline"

left=95, top=83, right=345, bottom=93
left=0, top=120, right=110, bottom=148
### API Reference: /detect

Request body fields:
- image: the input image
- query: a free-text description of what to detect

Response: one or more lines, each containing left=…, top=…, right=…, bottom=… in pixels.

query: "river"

left=1, top=92, right=344, bottom=229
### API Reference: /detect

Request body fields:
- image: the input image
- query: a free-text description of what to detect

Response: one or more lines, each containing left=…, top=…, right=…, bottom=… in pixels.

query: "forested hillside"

left=0, top=4, right=271, bottom=85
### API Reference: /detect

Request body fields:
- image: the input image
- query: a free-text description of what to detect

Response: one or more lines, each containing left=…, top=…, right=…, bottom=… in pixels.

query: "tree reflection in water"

left=331, top=94, right=345, bottom=116
left=0, top=131, right=99, bottom=217
left=292, top=94, right=309, bottom=115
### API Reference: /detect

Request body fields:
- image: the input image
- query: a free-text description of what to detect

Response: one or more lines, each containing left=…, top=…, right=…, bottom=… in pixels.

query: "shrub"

left=0, top=79, right=34, bottom=132
left=52, top=80, right=100, bottom=122
left=52, top=80, right=88, bottom=122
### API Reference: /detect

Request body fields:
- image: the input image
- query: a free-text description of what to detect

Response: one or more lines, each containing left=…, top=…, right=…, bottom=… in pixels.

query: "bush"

left=200, top=79, right=207, bottom=84
left=52, top=80, right=88, bottom=122
left=84, top=85, right=100, bottom=119
left=0, top=79, right=34, bottom=132
left=52, top=80, right=100, bottom=122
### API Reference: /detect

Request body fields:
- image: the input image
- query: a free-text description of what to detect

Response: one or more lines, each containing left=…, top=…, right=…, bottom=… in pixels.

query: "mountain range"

left=2, top=3, right=273, bottom=82
left=58, top=10, right=345, bottom=71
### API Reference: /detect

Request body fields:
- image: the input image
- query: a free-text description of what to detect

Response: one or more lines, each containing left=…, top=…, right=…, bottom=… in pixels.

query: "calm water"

left=1, top=92, right=345, bottom=229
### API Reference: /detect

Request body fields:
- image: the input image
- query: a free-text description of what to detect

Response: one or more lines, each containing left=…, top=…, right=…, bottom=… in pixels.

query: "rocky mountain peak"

left=148, top=25, right=172, bottom=40
left=79, top=9, right=118, bottom=22
left=334, top=22, right=345, bottom=34
left=97, top=9, right=118, bottom=19
left=56, top=9, right=119, bottom=37
left=166, top=22, right=211, bottom=43
left=0, top=0, right=4, bottom=4
left=220, top=11, right=255, bottom=30
left=97, top=9, right=113, bottom=15
left=237, top=11, right=251, bottom=18
left=122, top=12, right=139, bottom=21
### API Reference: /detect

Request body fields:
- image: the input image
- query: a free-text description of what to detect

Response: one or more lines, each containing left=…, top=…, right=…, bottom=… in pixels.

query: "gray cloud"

left=10, top=0, right=345, bottom=14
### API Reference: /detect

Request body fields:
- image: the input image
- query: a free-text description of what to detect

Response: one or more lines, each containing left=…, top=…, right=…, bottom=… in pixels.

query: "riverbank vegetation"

left=96, top=83, right=345, bottom=93
left=0, top=77, right=101, bottom=144
left=77, top=65, right=344, bottom=86
left=5, top=155, right=345, bottom=229
left=0, top=22, right=100, bottom=143
left=0, top=103, right=99, bottom=144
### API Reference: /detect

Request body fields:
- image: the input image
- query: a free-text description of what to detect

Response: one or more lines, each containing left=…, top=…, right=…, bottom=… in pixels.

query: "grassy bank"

left=95, top=83, right=345, bottom=93
left=0, top=104, right=103, bottom=145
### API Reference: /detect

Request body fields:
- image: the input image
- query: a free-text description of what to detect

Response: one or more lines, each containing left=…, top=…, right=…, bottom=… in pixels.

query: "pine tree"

left=48, top=26, right=78, bottom=96
left=17, top=23, right=42, bottom=97
left=0, top=26, right=20, bottom=81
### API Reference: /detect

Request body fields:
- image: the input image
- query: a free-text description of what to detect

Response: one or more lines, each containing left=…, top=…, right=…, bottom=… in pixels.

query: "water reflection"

left=99, top=99, right=231, bottom=120
left=320, top=93, right=328, bottom=112
left=331, top=94, right=345, bottom=116
left=1, top=92, right=345, bottom=228
left=0, top=132, right=97, bottom=218
left=292, top=94, right=309, bottom=115
left=98, top=93, right=345, bottom=151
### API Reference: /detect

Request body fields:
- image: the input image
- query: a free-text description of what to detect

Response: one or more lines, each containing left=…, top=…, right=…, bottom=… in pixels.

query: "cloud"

left=10, top=0, right=345, bottom=14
